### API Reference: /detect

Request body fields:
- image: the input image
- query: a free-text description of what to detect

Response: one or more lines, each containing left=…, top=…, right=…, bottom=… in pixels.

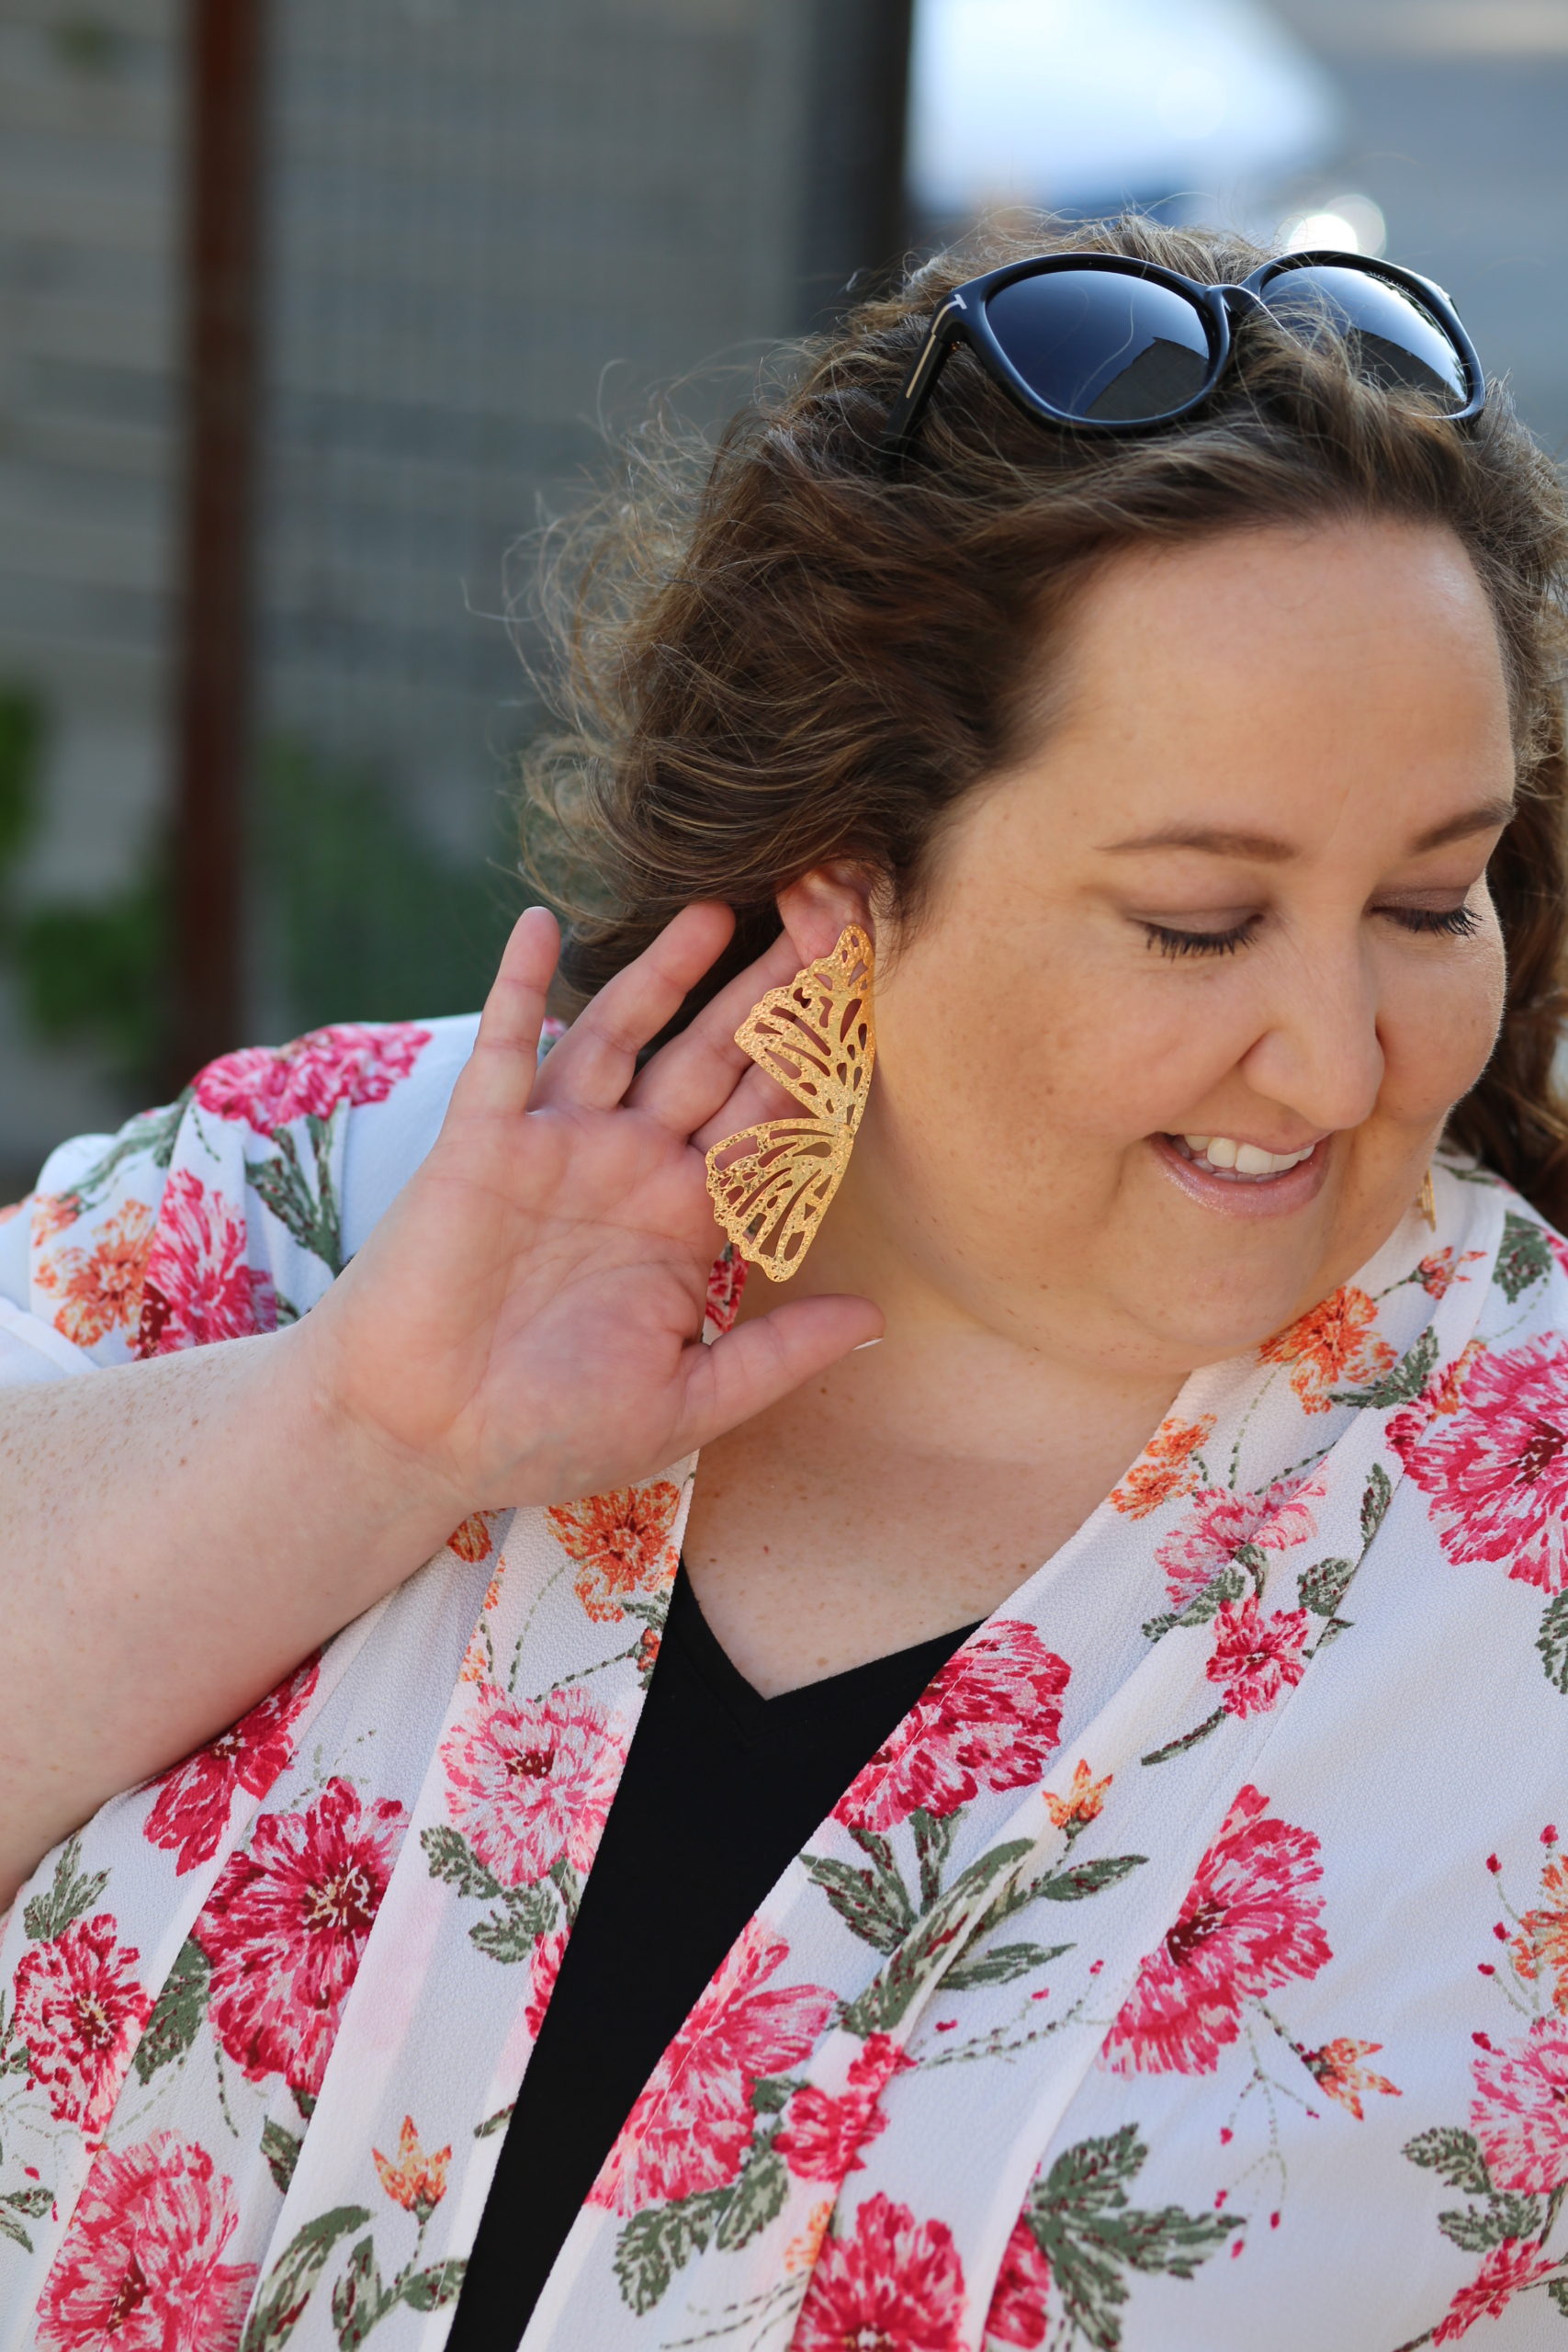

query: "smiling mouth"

left=1168, top=1133, right=1322, bottom=1182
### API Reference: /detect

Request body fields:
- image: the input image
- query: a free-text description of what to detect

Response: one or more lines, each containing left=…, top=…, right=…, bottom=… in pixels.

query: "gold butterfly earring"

left=705, top=925, right=875, bottom=1281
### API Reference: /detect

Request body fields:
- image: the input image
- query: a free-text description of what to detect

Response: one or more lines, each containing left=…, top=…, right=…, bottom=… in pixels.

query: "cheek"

left=1382, top=932, right=1507, bottom=1114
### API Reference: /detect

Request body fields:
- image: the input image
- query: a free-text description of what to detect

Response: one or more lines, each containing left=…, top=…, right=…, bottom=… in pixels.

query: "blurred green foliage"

left=0, top=681, right=523, bottom=1097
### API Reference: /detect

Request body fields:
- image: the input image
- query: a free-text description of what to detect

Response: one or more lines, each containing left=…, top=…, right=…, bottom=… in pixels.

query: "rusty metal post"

left=168, top=0, right=265, bottom=1084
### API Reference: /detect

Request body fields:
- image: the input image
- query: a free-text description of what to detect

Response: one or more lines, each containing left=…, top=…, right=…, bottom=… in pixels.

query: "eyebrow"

left=1100, top=797, right=1517, bottom=862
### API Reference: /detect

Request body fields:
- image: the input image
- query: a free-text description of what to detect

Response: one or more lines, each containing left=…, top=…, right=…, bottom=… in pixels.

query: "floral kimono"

left=3, top=1015, right=1568, bottom=2352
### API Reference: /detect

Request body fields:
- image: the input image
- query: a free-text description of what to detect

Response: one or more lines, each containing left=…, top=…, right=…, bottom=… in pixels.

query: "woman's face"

left=812, top=519, right=1517, bottom=1376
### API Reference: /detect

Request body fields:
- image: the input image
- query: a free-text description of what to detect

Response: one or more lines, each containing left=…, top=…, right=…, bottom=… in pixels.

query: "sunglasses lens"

left=983, top=266, right=1215, bottom=424
left=1260, top=264, right=1471, bottom=413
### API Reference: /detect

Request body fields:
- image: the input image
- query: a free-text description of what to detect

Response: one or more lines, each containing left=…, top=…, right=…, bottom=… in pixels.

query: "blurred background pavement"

left=0, top=0, right=1563, bottom=1185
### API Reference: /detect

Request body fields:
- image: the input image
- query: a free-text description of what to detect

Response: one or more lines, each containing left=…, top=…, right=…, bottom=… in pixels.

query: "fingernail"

left=854, top=1338, right=884, bottom=1351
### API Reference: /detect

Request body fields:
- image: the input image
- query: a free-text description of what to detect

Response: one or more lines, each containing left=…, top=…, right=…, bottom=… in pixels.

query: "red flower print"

left=1431, top=2238, right=1559, bottom=2344
left=1470, top=2016, right=1568, bottom=2193
left=440, top=1681, right=626, bottom=1889
left=190, top=1022, right=429, bottom=1131
left=1259, top=1285, right=1396, bottom=1413
left=525, top=1928, right=568, bottom=2041
left=983, top=2212, right=1053, bottom=2349
left=196, top=1775, right=405, bottom=2099
left=1205, top=1598, right=1311, bottom=1720
left=1156, top=1476, right=1323, bottom=1611
left=545, top=1481, right=682, bottom=1623
left=134, top=1170, right=275, bottom=1357
left=373, top=2115, right=451, bottom=2221
left=1110, top=1415, right=1215, bottom=1518
left=790, top=2192, right=965, bottom=2352
left=447, top=1513, right=493, bottom=1565
left=836, top=1623, right=1070, bottom=1834
left=1103, top=1784, right=1332, bottom=2075
left=1393, top=1333, right=1568, bottom=1593
left=774, top=2033, right=915, bottom=2182
left=705, top=1246, right=748, bottom=1336
left=592, top=1922, right=835, bottom=2214
left=1298, top=2036, right=1400, bottom=2120
left=35, top=1199, right=156, bottom=1348
left=1511, top=1850, right=1568, bottom=2013
left=13, top=1915, right=152, bottom=2134
left=36, top=2132, right=255, bottom=2352
left=143, top=1656, right=319, bottom=1875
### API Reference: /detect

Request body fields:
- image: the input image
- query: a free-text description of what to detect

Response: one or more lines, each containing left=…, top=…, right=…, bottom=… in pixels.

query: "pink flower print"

left=1258, top=1285, right=1397, bottom=1413
left=1470, top=2016, right=1568, bottom=2193
left=190, top=1022, right=429, bottom=1131
left=440, top=1681, right=626, bottom=1889
left=134, top=1171, right=276, bottom=1357
left=35, top=1199, right=156, bottom=1348
left=1103, top=1784, right=1332, bottom=2075
left=836, top=1622, right=1070, bottom=1834
left=592, top=1922, right=835, bottom=2214
left=196, top=1775, right=405, bottom=2100
left=1431, top=2238, right=1559, bottom=2343
left=12, top=1915, right=152, bottom=2134
left=525, top=1928, right=568, bottom=2041
left=983, top=2212, right=1053, bottom=2348
left=1205, top=1598, right=1311, bottom=1719
left=36, top=2132, right=256, bottom=2352
left=546, top=1482, right=682, bottom=1623
left=1156, top=1476, right=1323, bottom=1612
left=790, top=2192, right=965, bottom=2352
left=1392, top=1333, right=1568, bottom=1592
left=143, top=1656, right=319, bottom=1874
left=774, top=2033, right=915, bottom=2183
left=705, top=1246, right=748, bottom=1336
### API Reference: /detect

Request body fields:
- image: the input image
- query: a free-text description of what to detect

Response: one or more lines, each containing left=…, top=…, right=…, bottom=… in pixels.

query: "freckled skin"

left=685, top=521, right=1515, bottom=1691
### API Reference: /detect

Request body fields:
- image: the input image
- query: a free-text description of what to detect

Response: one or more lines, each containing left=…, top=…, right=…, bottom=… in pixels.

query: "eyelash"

left=1144, top=905, right=1483, bottom=959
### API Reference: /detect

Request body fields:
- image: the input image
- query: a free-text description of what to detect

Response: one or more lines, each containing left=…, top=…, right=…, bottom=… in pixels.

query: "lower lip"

left=1151, top=1133, right=1330, bottom=1219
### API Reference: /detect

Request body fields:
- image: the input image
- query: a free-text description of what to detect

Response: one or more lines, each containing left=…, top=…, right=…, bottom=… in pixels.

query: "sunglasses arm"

left=879, top=296, right=968, bottom=469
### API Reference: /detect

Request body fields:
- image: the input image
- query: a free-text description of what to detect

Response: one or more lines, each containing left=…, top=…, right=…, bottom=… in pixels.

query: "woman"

left=3, top=213, right=1568, bottom=2351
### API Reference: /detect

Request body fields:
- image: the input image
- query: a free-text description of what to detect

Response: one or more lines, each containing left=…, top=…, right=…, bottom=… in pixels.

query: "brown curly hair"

left=522, top=211, right=1568, bottom=1227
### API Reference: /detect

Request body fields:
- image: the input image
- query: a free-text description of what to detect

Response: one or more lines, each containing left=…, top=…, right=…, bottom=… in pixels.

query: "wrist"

left=268, top=1313, right=474, bottom=1559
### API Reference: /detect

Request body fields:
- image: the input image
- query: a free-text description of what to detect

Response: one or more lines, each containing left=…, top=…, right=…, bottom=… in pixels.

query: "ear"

left=775, top=865, right=875, bottom=966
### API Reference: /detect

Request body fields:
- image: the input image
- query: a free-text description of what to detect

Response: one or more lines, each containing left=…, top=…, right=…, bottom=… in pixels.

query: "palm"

left=310, top=905, right=880, bottom=1513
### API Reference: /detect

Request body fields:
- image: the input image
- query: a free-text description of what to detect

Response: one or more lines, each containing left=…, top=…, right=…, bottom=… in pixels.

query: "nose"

left=1237, top=940, right=1385, bottom=1137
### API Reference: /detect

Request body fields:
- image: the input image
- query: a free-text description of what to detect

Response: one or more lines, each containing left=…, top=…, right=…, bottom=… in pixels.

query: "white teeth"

left=1173, top=1134, right=1317, bottom=1179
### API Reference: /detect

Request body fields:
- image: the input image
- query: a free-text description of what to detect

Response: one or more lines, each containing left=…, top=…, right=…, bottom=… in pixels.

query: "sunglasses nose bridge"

left=1213, top=282, right=1268, bottom=322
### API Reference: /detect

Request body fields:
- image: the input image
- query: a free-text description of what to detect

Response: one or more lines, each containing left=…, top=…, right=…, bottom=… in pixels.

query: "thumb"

left=672, top=1294, right=885, bottom=1453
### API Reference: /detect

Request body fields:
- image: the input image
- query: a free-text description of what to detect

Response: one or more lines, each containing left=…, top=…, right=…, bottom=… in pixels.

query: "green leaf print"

left=332, top=2235, right=385, bottom=2349
left=801, top=1852, right=916, bottom=1955
left=1297, top=1557, right=1357, bottom=1616
left=57, top=1095, right=188, bottom=1214
left=1495, top=1211, right=1554, bottom=1303
left=419, top=1826, right=503, bottom=1903
left=1360, top=1461, right=1394, bottom=1545
left=1438, top=2192, right=1542, bottom=2252
left=246, top=1112, right=344, bottom=1276
left=132, top=1936, right=210, bottom=2084
left=1549, top=2275, right=1568, bottom=2315
left=1036, top=1855, right=1147, bottom=1903
left=715, top=2150, right=788, bottom=2251
left=400, top=2259, right=467, bottom=2312
left=613, top=2187, right=732, bottom=2313
left=1403, top=2126, right=1493, bottom=2197
left=1538, top=1591, right=1568, bottom=1695
left=910, top=1808, right=958, bottom=1907
left=468, top=1882, right=558, bottom=1963
left=240, top=2203, right=373, bottom=2352
left=0, top=2211, right=33, bottom=2254
left=2, top=2185, right=53, bottom=2218
left=263, top=2118, right=304, bottom=2197
left=22, top=1838, right=109, bottom=1944
left=944, top=1939, right=1071, bottom=1992
left=1025, top=2124, right=1236, bottom=2351
left=1331, top=1327, right=1438, bottom=1410
left=840, top=1839, right=1035, bottom=2037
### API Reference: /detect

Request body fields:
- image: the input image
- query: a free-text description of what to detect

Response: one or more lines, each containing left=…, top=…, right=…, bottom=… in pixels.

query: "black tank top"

left=446, top=1565, right=978, bottom=2347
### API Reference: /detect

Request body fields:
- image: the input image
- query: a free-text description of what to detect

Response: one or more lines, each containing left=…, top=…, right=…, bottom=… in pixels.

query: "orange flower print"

left=1259, top=1286, right=1397, bottom=1414
left=373, top=2115, right=451, bottom=2221
left=35, top=1198, right=156, bottom=1348
left=1298, top=2037, right=1401, bottom=2120
left=546, top=1481, right=682, bottom=1623
left=1110, top=1415, right=1215, bottom=1519
left=447, top=1514, right=493, bottom=1565
left=1044, top=1759, right=1112, bottom=1834
left=29, top=1192, right=80, bottom=1241
left=1510, top=1849, right=1568, bottom=2014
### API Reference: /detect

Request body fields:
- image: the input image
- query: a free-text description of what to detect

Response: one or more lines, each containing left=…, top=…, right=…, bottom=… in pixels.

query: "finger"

left=672, top=1293, right=885, bottom=1453
left=688, top=1061, right=800, bottom=1158
left=447, top=905, right=560, bottom=1121
left=626, top=927, right=804, bottom=1136
left=529, top=902, right=737, bottom=1114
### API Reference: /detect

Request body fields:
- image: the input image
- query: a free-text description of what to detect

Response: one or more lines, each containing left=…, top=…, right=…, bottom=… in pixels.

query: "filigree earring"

left=1416, top=1168, right=1438, bottom=1231
left=705, top=925, right=875, bottom=1281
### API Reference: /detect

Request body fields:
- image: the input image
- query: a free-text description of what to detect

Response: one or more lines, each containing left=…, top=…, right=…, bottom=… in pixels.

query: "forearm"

left=0, top=1324, right=466, bottom=1904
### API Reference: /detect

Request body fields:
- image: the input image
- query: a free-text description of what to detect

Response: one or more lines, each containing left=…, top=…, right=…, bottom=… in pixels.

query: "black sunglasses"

left=881, top=249, right=1485, bottom=464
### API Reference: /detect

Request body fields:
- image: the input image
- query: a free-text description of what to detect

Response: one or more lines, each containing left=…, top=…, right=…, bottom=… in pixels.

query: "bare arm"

left=0, top=903, right=880, bottom=1905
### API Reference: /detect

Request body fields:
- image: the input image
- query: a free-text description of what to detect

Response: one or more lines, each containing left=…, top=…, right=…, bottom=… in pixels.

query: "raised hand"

left=299, top=901, right=885, bottom=1515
